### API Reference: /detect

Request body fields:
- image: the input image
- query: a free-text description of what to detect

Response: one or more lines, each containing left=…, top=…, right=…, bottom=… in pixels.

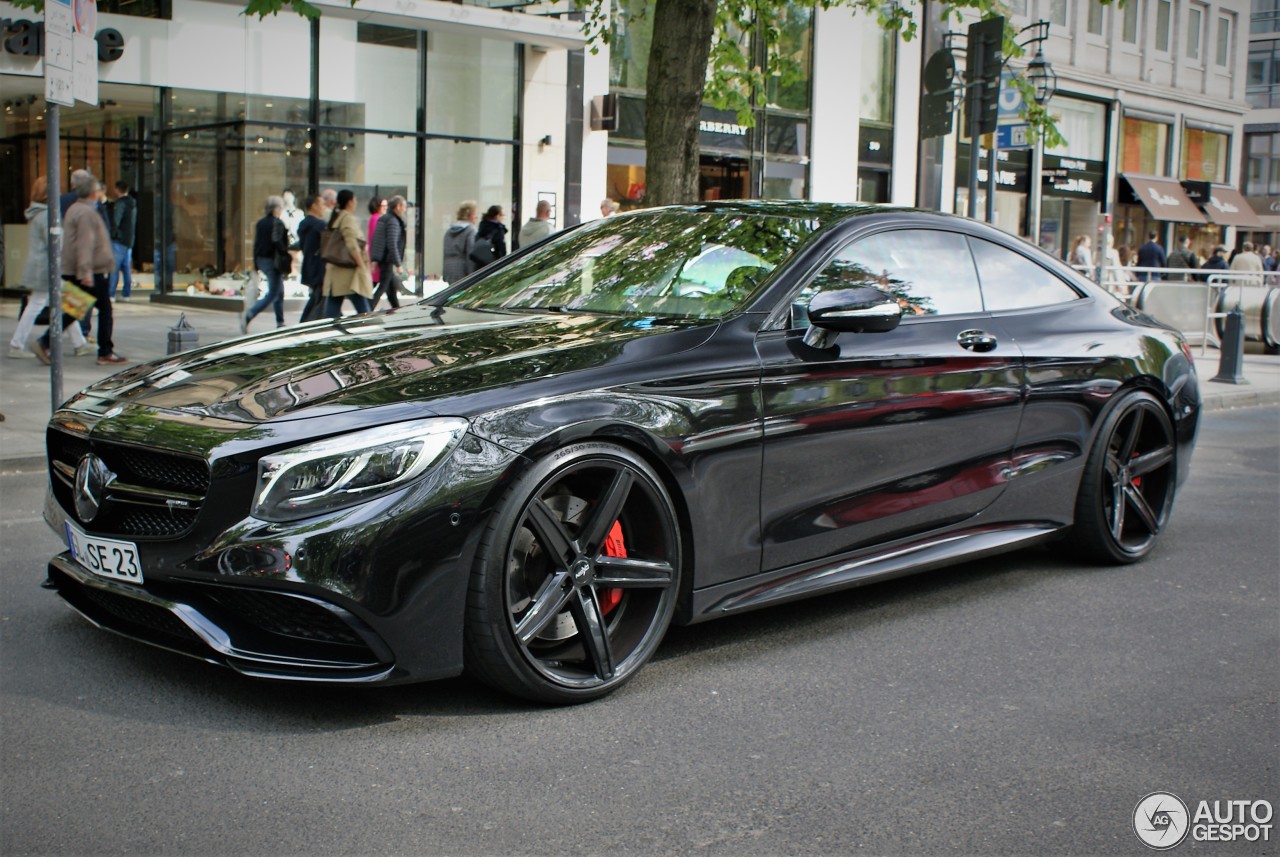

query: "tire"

left=464, top=441, right=682, bottom=703
left=1067, top=391, right=1177, bottom=564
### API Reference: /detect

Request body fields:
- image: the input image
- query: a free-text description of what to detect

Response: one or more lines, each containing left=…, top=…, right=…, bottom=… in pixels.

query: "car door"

left=752, top=226, right=1026, bottom=575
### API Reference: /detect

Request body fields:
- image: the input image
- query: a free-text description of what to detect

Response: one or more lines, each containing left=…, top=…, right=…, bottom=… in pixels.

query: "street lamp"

left=1025, top=48, right=1058, bottom=106
left=1023, top=42, right=1057, bottom=249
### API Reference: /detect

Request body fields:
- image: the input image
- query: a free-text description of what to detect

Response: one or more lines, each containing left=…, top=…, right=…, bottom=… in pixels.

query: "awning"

left=1120, top=175, right=1207, bottom=223
left=1202, top=185, right=1265, bottom=228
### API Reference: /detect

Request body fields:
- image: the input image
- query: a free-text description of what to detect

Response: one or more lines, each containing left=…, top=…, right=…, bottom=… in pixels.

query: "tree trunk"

left=644, top=0, right=717, bottom=205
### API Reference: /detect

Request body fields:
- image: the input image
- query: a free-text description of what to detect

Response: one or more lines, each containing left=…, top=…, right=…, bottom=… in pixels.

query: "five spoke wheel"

left=466, top=442, right=681, bottom=702
left=1069, top=391, right=1177, bottom=563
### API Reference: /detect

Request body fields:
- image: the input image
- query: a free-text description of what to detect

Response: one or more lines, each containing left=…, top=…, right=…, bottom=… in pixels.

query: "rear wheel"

left=1067, top=391, right=1177, bottom=564
left=464, top=441, right=681, bottom=703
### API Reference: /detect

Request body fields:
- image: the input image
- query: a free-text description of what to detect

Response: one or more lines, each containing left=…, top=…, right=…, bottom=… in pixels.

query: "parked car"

left=42, top=203, right=1201, bottom=703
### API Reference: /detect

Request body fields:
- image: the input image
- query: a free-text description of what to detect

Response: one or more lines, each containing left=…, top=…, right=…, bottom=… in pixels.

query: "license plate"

left=65, top=523, right=144, bottom=584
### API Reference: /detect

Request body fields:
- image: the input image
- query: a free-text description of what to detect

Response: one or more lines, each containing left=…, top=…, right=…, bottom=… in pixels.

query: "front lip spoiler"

left=48, top=555, right=395, bottom=684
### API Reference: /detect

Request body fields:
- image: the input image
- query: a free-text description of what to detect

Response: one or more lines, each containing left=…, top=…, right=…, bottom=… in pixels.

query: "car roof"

left=619, top=200, right=899, bottom=226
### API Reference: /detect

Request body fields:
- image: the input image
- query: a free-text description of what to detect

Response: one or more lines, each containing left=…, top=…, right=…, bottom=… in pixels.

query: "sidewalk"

left=1, top=296, right=1278, bottom=466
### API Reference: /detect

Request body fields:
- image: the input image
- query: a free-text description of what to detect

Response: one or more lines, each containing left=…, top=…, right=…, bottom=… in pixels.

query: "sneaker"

left=117, top=296, right=131, bottom=302
left=29, top=341, right=51, bottom=364
left=7, top=346, right=34, bottom=360
left=96, top=354, right=129, bottom=365
left=74, top=344, right=95, bottom=357
left=239, top=313, right=249, bottom=335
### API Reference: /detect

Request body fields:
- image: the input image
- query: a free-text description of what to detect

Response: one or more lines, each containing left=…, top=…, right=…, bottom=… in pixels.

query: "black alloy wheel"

left=465, top=441, right=682, bottom=703
left=1068, top=391, right=1177, bottom=564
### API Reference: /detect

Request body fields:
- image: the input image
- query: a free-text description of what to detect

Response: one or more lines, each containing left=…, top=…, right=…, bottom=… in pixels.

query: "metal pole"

left=986, top=133, right=998, bottom=223
left=966, top=38, right=984, bottom=220
left=1028, top=132, right=1043, bottom=244
left=47, top=102, right=64, bottom=411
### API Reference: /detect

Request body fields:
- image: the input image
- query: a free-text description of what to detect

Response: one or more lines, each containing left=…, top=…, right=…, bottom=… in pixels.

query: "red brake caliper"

left=599, top=521, right=626, bottom=615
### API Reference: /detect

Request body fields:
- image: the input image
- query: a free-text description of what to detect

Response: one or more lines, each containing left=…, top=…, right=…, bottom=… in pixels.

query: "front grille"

left=48, top=427, right=211, bottom=540
left=205, top=589, right=365, bottom=646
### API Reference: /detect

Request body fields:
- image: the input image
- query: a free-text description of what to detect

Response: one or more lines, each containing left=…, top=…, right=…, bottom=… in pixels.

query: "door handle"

left=957, top=329, right=998, bottom=352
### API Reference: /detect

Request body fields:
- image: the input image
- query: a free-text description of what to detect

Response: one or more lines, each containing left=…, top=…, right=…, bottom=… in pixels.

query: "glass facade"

left=2, top=17, right=520, bottom=297
left=1248, top=39, right=1280, bottom=107
left=1246, top=131, right=1280, bottom=196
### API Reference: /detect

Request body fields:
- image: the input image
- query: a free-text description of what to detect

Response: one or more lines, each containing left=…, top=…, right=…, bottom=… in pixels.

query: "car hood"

left=67, top=304, right=715, bottom=424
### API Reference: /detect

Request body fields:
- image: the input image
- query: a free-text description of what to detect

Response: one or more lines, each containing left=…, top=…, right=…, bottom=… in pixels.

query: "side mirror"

left=802, top=287, right=902, bottom=349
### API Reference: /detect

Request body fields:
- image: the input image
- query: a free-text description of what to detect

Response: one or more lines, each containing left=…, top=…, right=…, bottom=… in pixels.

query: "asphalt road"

left=2, top=407, right=1276, bottom=856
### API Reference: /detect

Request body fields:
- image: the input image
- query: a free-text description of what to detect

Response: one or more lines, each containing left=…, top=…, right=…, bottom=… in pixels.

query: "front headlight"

left=252, top=418, right=469, bottom=522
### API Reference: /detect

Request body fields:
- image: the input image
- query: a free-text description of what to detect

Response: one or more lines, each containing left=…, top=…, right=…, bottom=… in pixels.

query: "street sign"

left=996, top=123, right=1030, bottom=149
left=44, top=0, right=74, bottom=107
left=72, top=0, right=98, bottom=105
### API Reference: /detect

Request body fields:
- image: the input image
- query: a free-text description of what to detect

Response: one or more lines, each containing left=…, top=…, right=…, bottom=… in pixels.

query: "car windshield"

left=444, top=211, right=819, bottom=320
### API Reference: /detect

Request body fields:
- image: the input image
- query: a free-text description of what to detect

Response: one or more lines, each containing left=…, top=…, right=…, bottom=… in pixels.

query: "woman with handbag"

left=242, top=195, right=291, bottom=333
left=9, top=177, right=91, bottom=360
left=442, top=200, right=479, bottom=284
left=322, top=189, right=373, bottom=318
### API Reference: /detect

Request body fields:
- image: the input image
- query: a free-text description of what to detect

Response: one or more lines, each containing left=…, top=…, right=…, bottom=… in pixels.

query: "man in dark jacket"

left=370, top=196, right=408, bottom=310
left=1202, top=245, right=1229, bottom=272
left=296, top=193, right=328, bottom=323
left=1165, top=235, right=1199, bottom=282
left=108, top=180, right=137, bottom=300
left=1136, top=231, right=1167, bottom=281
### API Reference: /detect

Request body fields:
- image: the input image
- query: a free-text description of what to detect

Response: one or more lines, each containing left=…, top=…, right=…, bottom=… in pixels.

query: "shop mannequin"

left=281, top=189, right=303, bottom=245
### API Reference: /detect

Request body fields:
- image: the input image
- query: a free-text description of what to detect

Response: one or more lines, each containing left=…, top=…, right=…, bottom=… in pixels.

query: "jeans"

left=324, top=293, right=372, bottom=319
left=247, top=257, right=286, bottom=326
left=108, top=242, right=132, bottom=297
left=371, top=266, right=402, bottom=310
left=42, top=274, right=112, bottom=357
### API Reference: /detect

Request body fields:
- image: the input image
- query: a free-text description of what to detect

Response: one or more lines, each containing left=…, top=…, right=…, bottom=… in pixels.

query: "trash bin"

left=167, top=313, right=198, bottom=355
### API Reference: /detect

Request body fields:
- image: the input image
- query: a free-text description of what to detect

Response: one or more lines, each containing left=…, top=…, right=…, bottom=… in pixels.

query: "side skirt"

left=688, top=522, right=1064, bottom=621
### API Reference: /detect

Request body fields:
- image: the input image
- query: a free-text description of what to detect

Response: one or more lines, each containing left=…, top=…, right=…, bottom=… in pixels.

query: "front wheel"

left=464, top=441, right=682, bottom=703
left=1067, top=391, right=1177, bottom=564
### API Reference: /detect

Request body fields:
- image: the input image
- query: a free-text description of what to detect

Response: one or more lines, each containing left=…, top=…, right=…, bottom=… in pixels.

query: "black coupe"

left=42, top=203, right=1201, bottom=702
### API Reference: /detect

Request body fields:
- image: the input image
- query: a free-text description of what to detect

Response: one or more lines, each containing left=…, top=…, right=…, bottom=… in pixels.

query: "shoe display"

left=28, top=341, right=51, bottom=365
left=7, top=346, right=34, bottom=359
left=96, top=354, right=129, bottom=365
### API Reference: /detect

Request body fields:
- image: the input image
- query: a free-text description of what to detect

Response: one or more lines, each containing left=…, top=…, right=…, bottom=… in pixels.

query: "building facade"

left=1244, top=0, right=1280, bottom=245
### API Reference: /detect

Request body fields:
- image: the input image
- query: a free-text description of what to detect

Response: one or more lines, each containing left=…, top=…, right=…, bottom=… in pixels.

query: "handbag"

left=469, top=236, right=497, bottom=267
left=61, top=282, right=97, bottom=320
left=321, top=227, right=358, bottom=268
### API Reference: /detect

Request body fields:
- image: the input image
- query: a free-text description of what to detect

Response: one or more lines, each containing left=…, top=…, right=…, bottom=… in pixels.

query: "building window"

left=1087, top=0, right=1105, bottom=35
left=1181, top=127, right=1229, bottom=181
left=1156, top=0, right=1174, bottom=51
left=1007, top=0, right=1029, bottom=16
left=1122, top=116, right=1171, bottom=176
left=1218, top=14, right=1233, bottom=65
left=1123, top=0, right=1139, bottom=43
left=1244, top=132, right=1280, bottom=196
left=1248, top=39, right=1280, bottom=107
left=1188, top=6, right=1203, bottom=59
left=1046, top=0, right=1069, bottom=27
left=1252, top=0, right=1280, bottom=34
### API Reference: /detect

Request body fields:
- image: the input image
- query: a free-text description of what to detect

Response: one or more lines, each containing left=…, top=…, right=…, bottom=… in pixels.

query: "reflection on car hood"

left=68, top=305, right=707, bottom=423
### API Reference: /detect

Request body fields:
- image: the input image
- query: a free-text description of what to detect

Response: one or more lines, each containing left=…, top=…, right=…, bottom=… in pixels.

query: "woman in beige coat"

left=323, top=189, right=373, bottom=318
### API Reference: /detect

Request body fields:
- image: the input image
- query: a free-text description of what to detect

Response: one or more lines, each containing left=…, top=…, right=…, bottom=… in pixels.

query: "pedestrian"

left=367, top=195, right=386, bottom=294
left=1202, top=244, right=1229, bottom=272
left=1165, top=234, right=1200, bottom=281
left=370, top=196, right=409, bottom=310
left=8, top=176, right=91, bottom=359
left=1070, top=235, right=1092, bottom=269
left=1263, top=244, right=1276, bottom=273
left=323, top=189, right=373, bottom=318
left=32, top=170, right=125, bottom=365
left=321, top=187, right=337, bottom=213
left=107, top=179, right=137, bottom=301
left=600, top=198, right=619, bottom=218
left=442, top=200, right=479, bottom=283
left=1136, top=231, right=1166, bottom=281
left=59, top=168, right=90, bottom=218
left=242, top=195, right=291, bottom=333
left=1229, top=240, right=1264, bottom=286
left=517, top=199, right=554, bottom=249
left=478, top=205, right=508, bottom=260
left=296, top=192, right=328, bottom=323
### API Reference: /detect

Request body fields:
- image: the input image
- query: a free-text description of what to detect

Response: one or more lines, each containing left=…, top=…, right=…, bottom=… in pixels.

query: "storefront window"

left=769, top=5, right=813, bottom=111
left=859, top=27, right=895, bottom=124
left=422, top=140, right=514, bottom=280
left=427, top=32, right=518, bottom=141
left=610, top=0, right=654, bottom=91
left=1046, top=99, right=1107, bottom=161
left=1180, top=126, right=1229, bottom=181
left=1122, top=116, right=1170, bottom=175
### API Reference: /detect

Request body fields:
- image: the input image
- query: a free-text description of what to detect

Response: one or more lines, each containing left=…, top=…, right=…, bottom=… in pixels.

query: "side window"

left=793, top=229, right=984, bottom=325
left=968, top=237, right=1083, bottom=310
